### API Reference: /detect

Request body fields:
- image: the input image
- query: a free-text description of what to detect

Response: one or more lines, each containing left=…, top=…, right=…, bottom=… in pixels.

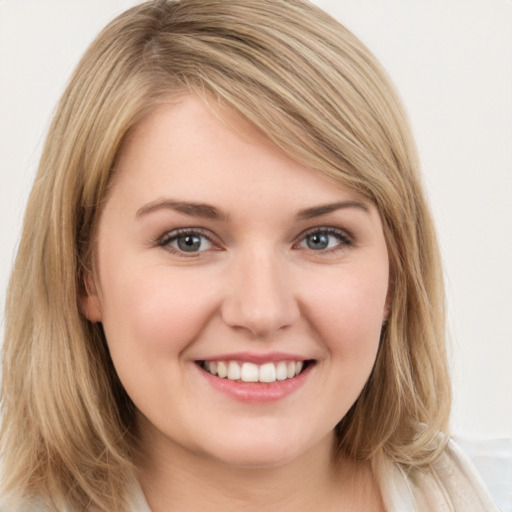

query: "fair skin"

left=83, top=95, right=388, bottom=511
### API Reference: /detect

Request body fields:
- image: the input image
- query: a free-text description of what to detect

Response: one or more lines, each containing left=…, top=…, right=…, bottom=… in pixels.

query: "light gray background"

left=1, top=0, right=511, bottom=450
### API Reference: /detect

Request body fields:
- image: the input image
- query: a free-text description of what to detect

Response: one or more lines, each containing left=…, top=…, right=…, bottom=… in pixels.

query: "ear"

left=80, top=273, right=103, bottom=322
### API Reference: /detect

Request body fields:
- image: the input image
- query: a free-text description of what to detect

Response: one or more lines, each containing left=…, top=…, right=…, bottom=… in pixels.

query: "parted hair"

left=1, top=0, right=450, bottom=510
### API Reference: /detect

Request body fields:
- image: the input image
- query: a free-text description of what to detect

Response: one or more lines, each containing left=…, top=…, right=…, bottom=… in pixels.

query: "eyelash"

left=294, top=227, right=353, bottom=254
left=157, top=228, right=216, bottom=257
left=156, top=226, right=354, bottom=257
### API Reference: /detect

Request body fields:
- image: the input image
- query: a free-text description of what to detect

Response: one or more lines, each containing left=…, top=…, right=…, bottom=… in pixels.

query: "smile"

left=199, top=360, right=308, bottom=383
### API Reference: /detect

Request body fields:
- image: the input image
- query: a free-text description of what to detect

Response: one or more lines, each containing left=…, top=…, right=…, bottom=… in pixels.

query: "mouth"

left=196, top=359, right=314, bottom=384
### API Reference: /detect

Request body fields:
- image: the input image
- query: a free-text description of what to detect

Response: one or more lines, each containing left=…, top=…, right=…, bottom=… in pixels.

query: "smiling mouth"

left=197, top=360, right=314, bottom=384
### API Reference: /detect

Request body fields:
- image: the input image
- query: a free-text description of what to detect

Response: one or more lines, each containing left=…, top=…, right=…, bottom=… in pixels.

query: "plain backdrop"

left=1, top=0, right=511, bottom=446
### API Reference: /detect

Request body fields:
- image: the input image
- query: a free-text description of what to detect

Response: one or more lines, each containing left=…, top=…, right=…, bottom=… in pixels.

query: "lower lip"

left=196, top=363, right=313, bottom=403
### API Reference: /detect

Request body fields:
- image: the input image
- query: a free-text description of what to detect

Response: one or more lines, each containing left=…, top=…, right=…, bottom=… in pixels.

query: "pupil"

left=178, top=235, right=201, bottom=252
left=307, top=233, right=329, bottom=250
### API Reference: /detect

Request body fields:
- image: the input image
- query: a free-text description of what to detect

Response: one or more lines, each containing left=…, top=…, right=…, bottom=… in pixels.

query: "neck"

left=135, top=426, right=382, bottom=512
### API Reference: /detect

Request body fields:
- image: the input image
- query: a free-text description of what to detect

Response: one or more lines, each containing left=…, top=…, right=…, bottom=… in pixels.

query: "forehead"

left=110, top=94, right=371, bottom=211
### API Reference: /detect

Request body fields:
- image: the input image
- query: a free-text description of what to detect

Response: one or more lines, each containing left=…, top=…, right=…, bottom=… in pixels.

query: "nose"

left=221, top=248, right=300, bottom=338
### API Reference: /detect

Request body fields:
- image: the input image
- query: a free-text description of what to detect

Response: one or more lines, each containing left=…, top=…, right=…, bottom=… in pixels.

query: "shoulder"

left=412, top=439, right=500, bottom=511
left=380, top=438, right=501, bottom=511
left=127, top=482, right=152, bottom=512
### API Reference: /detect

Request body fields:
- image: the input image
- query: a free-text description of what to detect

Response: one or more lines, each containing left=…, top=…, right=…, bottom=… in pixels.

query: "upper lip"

left=197, top=352, right=311, bottom=364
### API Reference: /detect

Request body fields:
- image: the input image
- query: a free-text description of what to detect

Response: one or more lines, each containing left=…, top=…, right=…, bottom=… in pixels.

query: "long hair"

left=1, top=0, right=450, bottom=509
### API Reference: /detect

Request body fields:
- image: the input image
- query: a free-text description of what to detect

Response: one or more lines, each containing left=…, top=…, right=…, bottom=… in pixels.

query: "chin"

left=210, top=444, right=303, bottom=470
left=200, top=426, right=331, bottom=470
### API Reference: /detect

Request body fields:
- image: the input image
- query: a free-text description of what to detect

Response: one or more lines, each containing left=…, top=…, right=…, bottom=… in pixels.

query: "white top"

left=129, top=440, right=501, bottom=512
left=378, top=440, right=501, bottom=511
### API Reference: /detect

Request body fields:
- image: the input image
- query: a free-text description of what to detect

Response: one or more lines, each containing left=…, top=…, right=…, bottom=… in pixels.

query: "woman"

left=0, top=0, right=500, bottom=510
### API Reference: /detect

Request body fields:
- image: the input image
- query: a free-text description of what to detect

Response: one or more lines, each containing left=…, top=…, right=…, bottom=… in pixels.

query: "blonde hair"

left=1, top=0, right=450, bottom=509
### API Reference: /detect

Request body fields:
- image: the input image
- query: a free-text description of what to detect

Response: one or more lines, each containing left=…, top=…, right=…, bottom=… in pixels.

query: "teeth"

left=202, top=360, right=307, bottom=383
left=276, top=361, right=288, bottom=381
left=259, top=362, right=276, bottom=383
left=217, top=361, right=228, bottom=379
left=228, top=361, right=241, bottom=380
left=241, top=362, right=259, bottom=382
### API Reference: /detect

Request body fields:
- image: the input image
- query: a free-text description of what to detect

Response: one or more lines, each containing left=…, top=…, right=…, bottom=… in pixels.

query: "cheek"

left=301, top=264, right=388, bottom=357
left=99, top=264, right=220, bottom=358
left=98, top=265, right=222, bottom=415
left=303, top=267, right=388, bottom=420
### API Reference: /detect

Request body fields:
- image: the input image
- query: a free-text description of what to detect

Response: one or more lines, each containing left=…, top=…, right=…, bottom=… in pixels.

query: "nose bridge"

left=221, top=244, right=299, bottom=337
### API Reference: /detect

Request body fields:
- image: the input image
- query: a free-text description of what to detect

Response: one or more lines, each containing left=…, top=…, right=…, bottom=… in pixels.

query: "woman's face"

left=83, top=95, right=390, bottom=468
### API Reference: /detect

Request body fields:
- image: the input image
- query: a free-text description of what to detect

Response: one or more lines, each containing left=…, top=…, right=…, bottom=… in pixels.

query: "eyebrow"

left=136, top=198, right=230, bottom=221
left=136, top=198, right=369, bottom=221
left=296, top=200, right=369, bottom=220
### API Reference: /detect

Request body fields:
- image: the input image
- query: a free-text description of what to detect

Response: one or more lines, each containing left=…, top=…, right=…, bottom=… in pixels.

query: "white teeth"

left=287, top=361, right=295, bottom=379
left=228, top=361, right=241, bottom=380
left=241, top=362, right=259, bottom=382
left=217, top=361, right=228, bottom=378
left=259, top=362, right=276, bottom=383
left=276, top=361, right=288, bottom=381
left=202, top=360, right=308, bottom=382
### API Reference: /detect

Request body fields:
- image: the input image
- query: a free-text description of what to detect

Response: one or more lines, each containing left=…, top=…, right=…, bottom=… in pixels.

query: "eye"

left=296, top=228, right=352, bottom=252
left=159, top=229, right=214, bottom=255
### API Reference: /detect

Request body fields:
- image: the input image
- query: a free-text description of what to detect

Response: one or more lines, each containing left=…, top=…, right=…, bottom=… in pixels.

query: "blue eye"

left=297, top=229, right=351, bottom=251
left=161, top=230, right=213, bottom=254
